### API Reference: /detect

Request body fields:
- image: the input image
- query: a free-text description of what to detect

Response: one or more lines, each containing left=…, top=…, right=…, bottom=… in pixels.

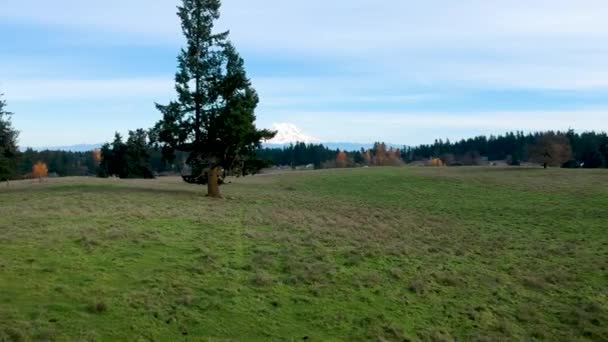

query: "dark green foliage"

left=98, top=133, right=126, bottom=178
left=507, top=154, right=521, bottom=166
left=258, top=131, right=608, bottom=169
left=19, top=148, right=98, bottom=177
left=13, top=147, right=178, bottom=179
left=239, top=158, right=272, bottom=176
left=0, top=92, right=19, bottom=181
left=600, top=143, right=608, bottom=167
left=99, top=130, right=154, bottom=179
left=97, top=144, right=113, bottom=178
left=257, top=131, right=607, bottom=169
left=401, top=130, right=608, bottom=168
left=9, top=129, right=608, bottom=180
left=577, top=151, right=603, bottom=169
left=152, top=0, right=275, bottom=195
left=566, top=130, right=608, bottom=168
left=402, top=132, right=533, bottom=162
left=125, top=129, right=155, bottom=179
left=256, top=143, right=337, bottom=169
left=561, top=160, right=580, bottom=169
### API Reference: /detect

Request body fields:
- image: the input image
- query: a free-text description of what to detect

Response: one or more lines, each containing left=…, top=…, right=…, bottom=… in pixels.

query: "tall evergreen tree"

left=600, top=142, right=608, bottom=167
left=153, top=0, right=274, bottom=197
left=99, top=131, right=154, bottom=179
left=111, top=133, right=128, bottom=177
left=0, top=92, right=19, bottom=182
left=97, top=143, right=114, bottom=178
left=125, top=129, right=155, bottom=179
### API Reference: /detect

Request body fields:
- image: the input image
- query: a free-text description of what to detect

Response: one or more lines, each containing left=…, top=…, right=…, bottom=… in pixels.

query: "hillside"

left=1, top=167, right=607, bottom=340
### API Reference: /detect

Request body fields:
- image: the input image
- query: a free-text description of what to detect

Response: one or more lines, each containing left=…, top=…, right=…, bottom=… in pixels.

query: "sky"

left=1, top=0, right=608, bottom=147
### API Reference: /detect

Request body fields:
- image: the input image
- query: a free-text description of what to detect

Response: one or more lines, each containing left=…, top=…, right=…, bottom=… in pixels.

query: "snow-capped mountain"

left=262, top=123, right=401, bottom=151
left=266, top=123, right=319, bottom=144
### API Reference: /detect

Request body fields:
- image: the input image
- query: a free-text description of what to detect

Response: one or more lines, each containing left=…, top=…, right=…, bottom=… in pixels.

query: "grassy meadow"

left=1, top=167, right=607, bottom=341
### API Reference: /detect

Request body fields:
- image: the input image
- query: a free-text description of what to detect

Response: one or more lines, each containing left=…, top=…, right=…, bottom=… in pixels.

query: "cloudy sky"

left=2, top=0, right=608, bottom=147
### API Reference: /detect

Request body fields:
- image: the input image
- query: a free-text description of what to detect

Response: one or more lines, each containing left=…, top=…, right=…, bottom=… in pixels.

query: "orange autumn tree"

left=92, top=149, right=102, bottom=166
left=373, top=143, right=388, bottom=165
left=366, top=143, right=404, bottom=166
left=32, top=162, right=49, bottom=180
left=336, top=151, right=348, bottom=168
left=428, top=158, right=445, bottom=167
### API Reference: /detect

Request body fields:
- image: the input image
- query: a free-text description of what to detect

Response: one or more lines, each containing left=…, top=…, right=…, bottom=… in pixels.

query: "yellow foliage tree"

left=32, top=162, right=49, bottom=181
left=428, top=158, right=445, bottom=167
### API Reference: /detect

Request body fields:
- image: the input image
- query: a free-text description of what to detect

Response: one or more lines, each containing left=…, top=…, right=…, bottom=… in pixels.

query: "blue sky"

left=2, top=0, right=608, bottom=147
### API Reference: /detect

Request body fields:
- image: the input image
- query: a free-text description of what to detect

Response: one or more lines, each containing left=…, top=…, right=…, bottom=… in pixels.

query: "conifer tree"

left=0, top=92, right=19, bottom=182
left=98, top=131, right=154, bottom=179
left=152, top=0, right=275, bottom=197
left=125, top=129, right=154, bottom=179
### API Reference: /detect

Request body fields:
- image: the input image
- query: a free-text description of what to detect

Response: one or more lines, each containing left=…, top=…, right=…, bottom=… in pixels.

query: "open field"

left=1, top=167, right=607, bottom=341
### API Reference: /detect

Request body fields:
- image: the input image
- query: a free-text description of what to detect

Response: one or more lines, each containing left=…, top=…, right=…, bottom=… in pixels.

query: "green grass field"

left=1, top=167, right=607, bottom=341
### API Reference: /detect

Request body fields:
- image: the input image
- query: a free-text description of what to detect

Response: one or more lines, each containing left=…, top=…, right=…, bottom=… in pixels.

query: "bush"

left=562, top=160, right=580, bottom=168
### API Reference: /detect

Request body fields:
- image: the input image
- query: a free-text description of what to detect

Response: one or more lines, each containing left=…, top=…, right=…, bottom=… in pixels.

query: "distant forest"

left=11, top=130, right=608, bottom=178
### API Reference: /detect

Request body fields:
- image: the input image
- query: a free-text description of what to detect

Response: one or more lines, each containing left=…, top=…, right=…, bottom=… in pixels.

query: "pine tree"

left=0, top=92, right=19, bottom=182
left=153, top=0, right=275, bottom=197
left=125, top=129, right=154, bottom=179
left=111, top=133, right=127, bottom=178
left=600, top=142, right=608, bottom=167
left=97, top=143, right=113, bottom=178
left=98, top=131, right=154, bottom=179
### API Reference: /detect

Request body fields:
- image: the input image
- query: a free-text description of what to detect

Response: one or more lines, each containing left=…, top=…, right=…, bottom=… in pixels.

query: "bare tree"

left=527, top=134, right=573, bottom=168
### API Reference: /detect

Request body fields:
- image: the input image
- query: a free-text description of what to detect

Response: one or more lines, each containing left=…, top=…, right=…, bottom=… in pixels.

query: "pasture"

left=1, top=167, right=607, bottom=341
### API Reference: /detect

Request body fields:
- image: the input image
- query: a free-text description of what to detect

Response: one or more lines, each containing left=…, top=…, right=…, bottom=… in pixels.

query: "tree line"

left=256, top=143, right=337, bottom=169
left=98, top=130, right=155, bottom=179
left=3, top=85, right=608, bottom=183
left=257, top=132, right=608, bottom=169
left=401, top=130, right=608, bottom=168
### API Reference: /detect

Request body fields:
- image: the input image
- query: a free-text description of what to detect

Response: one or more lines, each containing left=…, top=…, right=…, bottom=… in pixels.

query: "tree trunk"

left=207, top=166, right=221, bottom=198
left=543, top=163, right=548, bottom=169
